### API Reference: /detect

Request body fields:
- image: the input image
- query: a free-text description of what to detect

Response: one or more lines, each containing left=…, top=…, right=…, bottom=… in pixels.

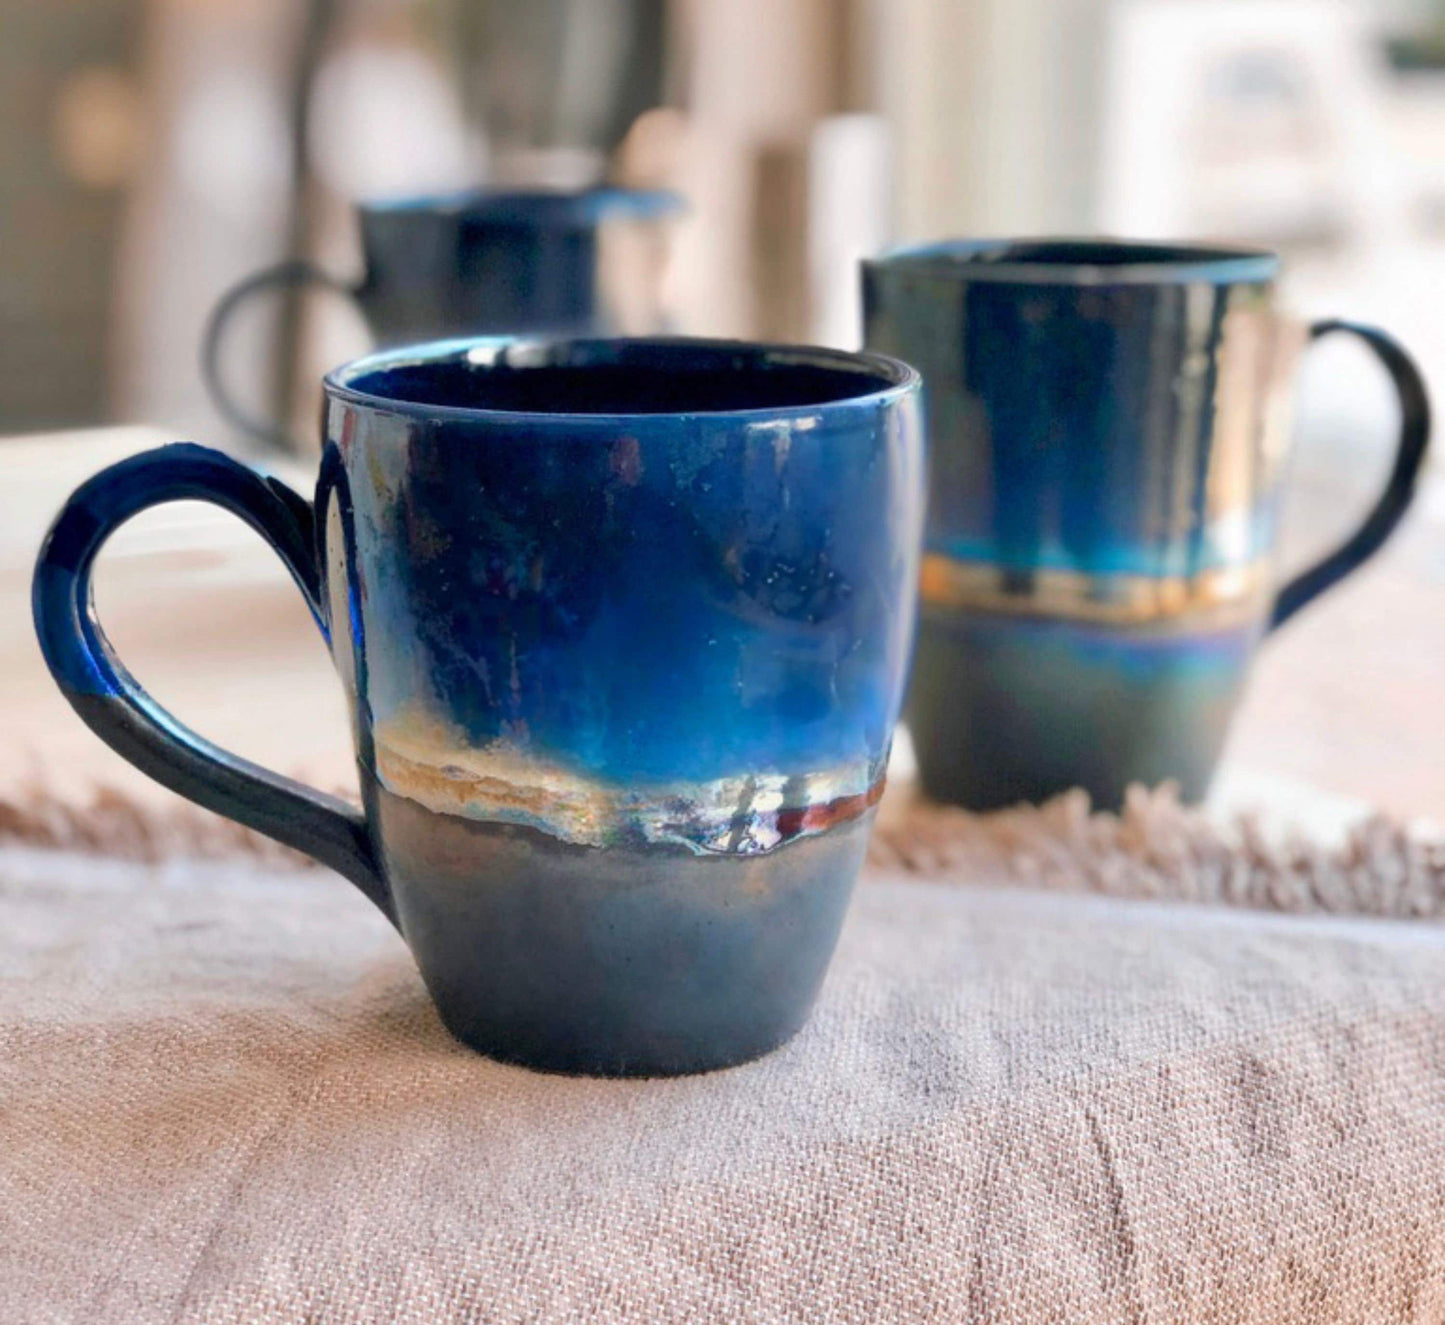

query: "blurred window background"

left=4, top=0, right=1445, bottom=822
left=3, top=0, right=1444, bottom=481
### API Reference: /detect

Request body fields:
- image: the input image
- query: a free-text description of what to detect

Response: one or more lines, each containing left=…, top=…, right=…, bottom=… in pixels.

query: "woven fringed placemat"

left=4, top=778, right=1443, bottom=921
left=869, top=781, right=1445, bottom=920
left=0, top=781, right=314, bottom=868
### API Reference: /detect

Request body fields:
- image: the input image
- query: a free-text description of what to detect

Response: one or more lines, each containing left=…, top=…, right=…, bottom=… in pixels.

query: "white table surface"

left=3, top=427, right=1442, bottom=838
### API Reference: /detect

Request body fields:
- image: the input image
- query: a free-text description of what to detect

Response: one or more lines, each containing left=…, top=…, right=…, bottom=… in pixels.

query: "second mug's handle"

left=1269, top=320, right=1431, bottom=630
left=31, top=443, right=394, bottom=925
left=201, top=261, right=357, bottom=453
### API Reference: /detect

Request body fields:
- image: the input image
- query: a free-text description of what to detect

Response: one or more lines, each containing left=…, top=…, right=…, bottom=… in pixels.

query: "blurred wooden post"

left=878, top=0, right=1106, bottom=240
left=113, top=0, right=299, bottom=439
left=664, top=0, right=863, bottom=339
left=753, top=144, right=812, bottom=342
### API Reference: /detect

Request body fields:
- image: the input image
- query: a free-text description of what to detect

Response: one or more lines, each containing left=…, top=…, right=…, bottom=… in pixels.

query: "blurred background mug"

left=202, top=187, right=682, bottom=449
left=35, top=335, right=923, bottom=1076
left=863, top=239, right=1431, bottom=811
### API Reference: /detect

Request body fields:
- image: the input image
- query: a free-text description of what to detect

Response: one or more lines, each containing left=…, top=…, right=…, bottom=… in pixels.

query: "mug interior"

left=328, top=338, right=915, bottom=417
left=871, top=238, right=1279, bottom=284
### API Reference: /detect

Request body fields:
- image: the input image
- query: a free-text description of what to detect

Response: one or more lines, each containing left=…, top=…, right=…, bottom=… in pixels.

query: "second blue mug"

left=34, top=336, right=924, bottom=1076
left=863, top=239, right=1430, bottom=810
left=204, top=187, right=682, bottom=449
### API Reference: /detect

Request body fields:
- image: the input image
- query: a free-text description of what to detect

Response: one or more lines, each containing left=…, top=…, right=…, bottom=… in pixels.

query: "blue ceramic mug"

left=34, top=337, right=924, bottom=1076
left=203, top=187, right=682, bottom=449
left=862, top=239, right=1431, bottom=810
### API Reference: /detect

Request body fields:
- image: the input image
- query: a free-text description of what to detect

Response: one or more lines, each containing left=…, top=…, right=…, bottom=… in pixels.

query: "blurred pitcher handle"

left=1269, top=320, right=1432, bottom=631
left=202, top=261, right=357, bottom=453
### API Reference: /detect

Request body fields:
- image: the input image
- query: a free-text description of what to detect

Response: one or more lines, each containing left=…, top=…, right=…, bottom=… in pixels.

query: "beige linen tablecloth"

left=5, top=843, right=1445, bottom=1324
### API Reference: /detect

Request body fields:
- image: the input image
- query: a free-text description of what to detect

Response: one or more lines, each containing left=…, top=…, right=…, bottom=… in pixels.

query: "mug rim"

left=323, top=335, right=921, bottom=425
left=355, top=186, right=685, bottom=227
left=865, top=236, right=1280, bottom=286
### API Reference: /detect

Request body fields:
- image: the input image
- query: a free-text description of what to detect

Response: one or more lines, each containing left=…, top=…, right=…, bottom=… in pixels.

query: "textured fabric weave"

left=4, top=845, right=1445, bottom=1323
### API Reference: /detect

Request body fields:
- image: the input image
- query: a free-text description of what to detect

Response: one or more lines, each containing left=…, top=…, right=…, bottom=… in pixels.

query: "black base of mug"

left=906, top=615, right=1252, bottom=812
left=432, top=994, right=810, bottom=1079
left=366, top=772, right=869, bottom=1077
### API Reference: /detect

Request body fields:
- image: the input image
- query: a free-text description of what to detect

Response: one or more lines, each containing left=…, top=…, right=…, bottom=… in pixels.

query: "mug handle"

left=201, top=261, right=357, bottom=453
left=1269, top=320, right=1431, bottom=630
left=31, top=442, right=394, bottom=925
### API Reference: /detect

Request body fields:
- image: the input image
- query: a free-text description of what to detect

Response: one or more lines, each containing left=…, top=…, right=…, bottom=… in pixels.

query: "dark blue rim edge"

left=865, top=237, right=1281, bottom=286
left=357, top=186, right=685, bottom=225
left=322, top=336, right=922, bottom=427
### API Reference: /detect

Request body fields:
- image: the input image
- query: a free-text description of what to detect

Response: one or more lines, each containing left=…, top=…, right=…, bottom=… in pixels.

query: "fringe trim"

left=5, top=780, right=1444, bottom=922
left=0, top=782, right=324, bottom=869
left=868, top=783, right=1445, bottom=921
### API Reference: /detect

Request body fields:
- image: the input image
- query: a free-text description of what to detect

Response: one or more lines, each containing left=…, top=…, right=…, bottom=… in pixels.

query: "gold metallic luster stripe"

left=919, top=553, right=1270, bottom=626
left=371, top=706, right=886, bottom=856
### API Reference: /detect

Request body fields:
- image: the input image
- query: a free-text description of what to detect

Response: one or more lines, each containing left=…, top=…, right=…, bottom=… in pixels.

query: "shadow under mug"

left=34, top=336, right=924, bottom=1076
left=203, top=187, right=682, bottom=450
left=862, top=239, right=1431, bottom=811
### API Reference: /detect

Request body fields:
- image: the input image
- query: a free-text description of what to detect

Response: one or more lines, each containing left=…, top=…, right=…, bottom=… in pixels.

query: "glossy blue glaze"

left=326, top=340, right=916, bottom=795
left=865, top=240, right=1288, bottom=580
left=863, top=239, right=1430, bottom=809
left=34, top=336, right=924, bottom=1075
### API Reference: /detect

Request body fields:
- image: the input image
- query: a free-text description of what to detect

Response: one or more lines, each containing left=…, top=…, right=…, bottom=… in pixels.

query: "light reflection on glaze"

left=371, top=706, right=886, bottom=855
